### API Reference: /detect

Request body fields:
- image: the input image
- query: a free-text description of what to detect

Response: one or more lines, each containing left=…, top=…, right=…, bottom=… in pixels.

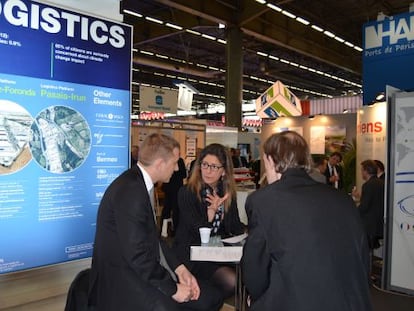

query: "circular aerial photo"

left=0, top=100, right=33, bottom=175
left=29, top=106, right=91, bottom=173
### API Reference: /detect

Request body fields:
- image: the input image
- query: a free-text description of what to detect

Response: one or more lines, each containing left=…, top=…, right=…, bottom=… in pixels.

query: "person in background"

left=352, top=160, right=385, bottom=250
left=188, top=148, right=203, bottom=179
left=174, top=143, right=245, bottom=299
left=324, top=151, right=344, bottom=190
left=130, top=145, right=139, bottom=167
left=241, top=131, right=372, bottom=311
left=89, top=133, right=223, bottom=311
left=232, top=147, right=248, bottom=168
left=162, top=157, right=187, bottom=235
left=250, top=156, right=261, bottom=189
left=374, top=159, right=385, bottom=180
left=308, top=155, right=327, bottom=183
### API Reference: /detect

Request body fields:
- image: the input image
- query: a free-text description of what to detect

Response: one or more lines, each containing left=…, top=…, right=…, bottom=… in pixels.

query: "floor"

left=1, top=237, right=413, bottom=311
left=1, top=295, right=235, bottom=311
left=2, top=286, right=413, bottom=311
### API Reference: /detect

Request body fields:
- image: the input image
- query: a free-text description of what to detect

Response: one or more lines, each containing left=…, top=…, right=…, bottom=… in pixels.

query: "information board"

left=386, top=91, right=414, bottom=295
left=0, top=0, right=132, bottom=273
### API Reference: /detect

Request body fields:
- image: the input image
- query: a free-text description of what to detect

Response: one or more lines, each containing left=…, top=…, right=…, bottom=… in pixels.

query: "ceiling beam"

left=133, top=55, right=220, bottom=78
left=147, top=0, right=361, bottom=74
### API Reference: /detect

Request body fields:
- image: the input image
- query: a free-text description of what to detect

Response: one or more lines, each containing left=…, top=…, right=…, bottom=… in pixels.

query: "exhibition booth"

left=2, top=0, right=414, bottom=309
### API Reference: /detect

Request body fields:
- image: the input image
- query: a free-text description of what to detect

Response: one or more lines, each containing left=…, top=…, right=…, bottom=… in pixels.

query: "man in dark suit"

left=162, top=157, right=187, bottom=234
left=231, top=148, right=248, bottom=168
left=241, top=131, right=372, bottom=311
left=324, top=151, right=344, bottom=190
left=374, top=159, right=385, bottom=180
left=354, top=160, right=385, bottom=249
left=130, top=144, right=139, bottom=167
left=89, top=133, right=223, bottom=311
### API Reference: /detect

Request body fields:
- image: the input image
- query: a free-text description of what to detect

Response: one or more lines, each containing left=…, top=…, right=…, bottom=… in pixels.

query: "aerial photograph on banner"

left=0, top=100, right=33, bottom=175
left=29, top=106, right=91, bottom=173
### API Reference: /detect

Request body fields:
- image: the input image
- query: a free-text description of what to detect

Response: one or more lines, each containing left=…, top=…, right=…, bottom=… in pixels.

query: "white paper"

left=221, top=233, right=248, bottom=244
left=190, top=245, right=243, bottom=262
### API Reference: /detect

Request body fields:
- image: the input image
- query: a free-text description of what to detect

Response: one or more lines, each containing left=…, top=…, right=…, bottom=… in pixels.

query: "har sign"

left=255, top=81, right=302, bottom=118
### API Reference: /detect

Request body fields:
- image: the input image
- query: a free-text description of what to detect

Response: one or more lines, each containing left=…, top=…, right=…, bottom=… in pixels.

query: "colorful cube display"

left=255, top=80, right=302, bottom=118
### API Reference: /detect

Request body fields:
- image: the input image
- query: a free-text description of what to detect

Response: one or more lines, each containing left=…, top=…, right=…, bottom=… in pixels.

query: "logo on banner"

left=0, top=0, right=126, bottom=48
left=398, top=195, right=414, bottom=217
left=364, top=12, right=414, bottom=58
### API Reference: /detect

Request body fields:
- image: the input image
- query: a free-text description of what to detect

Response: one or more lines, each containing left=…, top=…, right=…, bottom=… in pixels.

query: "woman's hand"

left=206, top=191, right=229, bottom=221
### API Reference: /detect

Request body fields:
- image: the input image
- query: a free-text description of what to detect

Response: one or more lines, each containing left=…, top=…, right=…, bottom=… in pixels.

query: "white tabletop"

left=190, top=235, right=245, bottom=262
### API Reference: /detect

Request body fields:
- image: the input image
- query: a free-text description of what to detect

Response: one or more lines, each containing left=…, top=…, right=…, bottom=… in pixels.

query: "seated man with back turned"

left=242, top=131, right=372, bottom=311
left=89, top=133, right=223, bottom=311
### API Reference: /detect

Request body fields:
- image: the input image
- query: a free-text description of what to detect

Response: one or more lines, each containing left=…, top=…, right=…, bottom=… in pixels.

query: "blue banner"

left=363, top=11, right=414, bottom=104
left=0, top=0, right=132, bottom=273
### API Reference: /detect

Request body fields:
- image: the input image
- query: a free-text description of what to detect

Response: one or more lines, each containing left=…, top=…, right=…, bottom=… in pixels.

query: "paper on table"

left=221, top=233, right=248, bottom=244
left=191, top=245, right=243, bottom=262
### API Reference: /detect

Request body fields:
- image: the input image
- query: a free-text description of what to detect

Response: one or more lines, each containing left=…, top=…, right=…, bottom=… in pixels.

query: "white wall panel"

left=310, top=95, right=362, bottom=115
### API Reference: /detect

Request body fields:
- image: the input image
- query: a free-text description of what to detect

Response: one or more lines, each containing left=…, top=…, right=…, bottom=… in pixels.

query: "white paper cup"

left=199, top=227, right=212, bottom=244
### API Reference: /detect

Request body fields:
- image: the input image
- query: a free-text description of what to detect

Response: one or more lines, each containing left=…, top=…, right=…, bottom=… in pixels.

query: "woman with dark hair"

left=173, top=143, right=245, bottom=298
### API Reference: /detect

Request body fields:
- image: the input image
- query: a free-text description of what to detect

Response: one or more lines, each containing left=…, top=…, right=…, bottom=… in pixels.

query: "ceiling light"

left=155, top=54, right=168, bottom=59
left=323, top=30, right=335, bottom=38
left=334, top=36, right=345, bottom=43
left=311, top=25, right=324, bottom=32
left=255, top=0, right=266, bottom=4
left=375, top=92, right=385, bottom=101
left=145, top=16, right=163, bottom=24
left=296, top=17, right=310, bottom=25
left=185, top=29, right=201, bottom=35
left=140, top=50, right=154, bottom=56
left=281, top=10, right=296, bottom=19
left=123, top=9, right=143, bottom=18
left=165, top=23, right=183, bottom=30
left=266, top=3, right=282, bottom=12
left=201, top=34, right=216, bottom=40
left=218, top=23, right=226, bottom=29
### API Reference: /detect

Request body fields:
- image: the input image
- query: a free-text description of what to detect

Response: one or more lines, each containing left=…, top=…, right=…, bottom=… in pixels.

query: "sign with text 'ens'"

left=255, top=80, right=302, bottom=118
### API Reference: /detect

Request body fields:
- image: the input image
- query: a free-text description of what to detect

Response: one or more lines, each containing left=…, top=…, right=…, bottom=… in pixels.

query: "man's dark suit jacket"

left=232, top=155, right=248, bottom=168
left=89, top=166, right=180, bottom=311
left=324, top=163, right=344, bottom=189
left=358, top=175, right=385, bottom=243
left=241, top=168, right=372, bottom=311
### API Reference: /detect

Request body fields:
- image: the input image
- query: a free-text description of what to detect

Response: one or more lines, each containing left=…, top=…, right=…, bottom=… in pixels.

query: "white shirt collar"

left=137, top=162, right=154, bottom=193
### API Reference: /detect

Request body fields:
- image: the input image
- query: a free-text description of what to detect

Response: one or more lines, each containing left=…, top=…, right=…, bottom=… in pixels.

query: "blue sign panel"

left=0, top=0, right=132, bottom=273
left=363, top=11, right=414, bottom=104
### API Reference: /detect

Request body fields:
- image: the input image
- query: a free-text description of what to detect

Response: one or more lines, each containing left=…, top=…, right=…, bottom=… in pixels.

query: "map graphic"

left=396, top=107, right=414, bottom=169
left=29, top=106, right=91, bottom=173
left=0, top=100, right=33, bottom=174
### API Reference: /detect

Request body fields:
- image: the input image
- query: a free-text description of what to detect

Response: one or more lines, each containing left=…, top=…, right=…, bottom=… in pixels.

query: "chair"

left=64, top=268, right=94, bottom=311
